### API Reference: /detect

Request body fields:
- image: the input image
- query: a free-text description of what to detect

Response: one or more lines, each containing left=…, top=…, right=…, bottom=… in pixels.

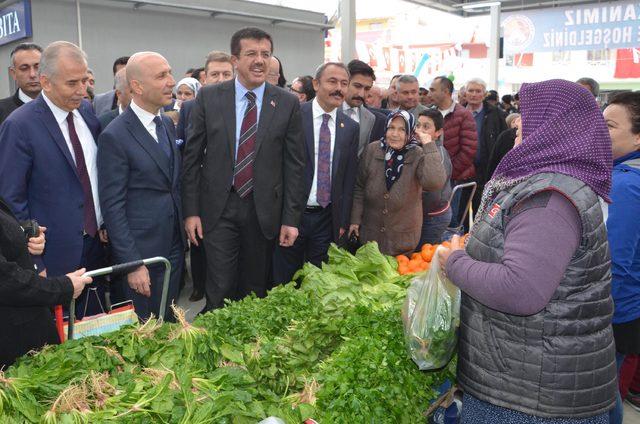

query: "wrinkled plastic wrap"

left=402, top=246, right=461, bottom=370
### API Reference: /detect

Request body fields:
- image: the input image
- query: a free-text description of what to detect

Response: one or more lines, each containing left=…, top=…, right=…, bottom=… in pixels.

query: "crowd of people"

left=0, top=25, right=638, bottom=424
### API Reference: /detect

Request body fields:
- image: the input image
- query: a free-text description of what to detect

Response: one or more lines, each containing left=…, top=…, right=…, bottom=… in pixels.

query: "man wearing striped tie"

left=182, top=27, right=306, bottom=312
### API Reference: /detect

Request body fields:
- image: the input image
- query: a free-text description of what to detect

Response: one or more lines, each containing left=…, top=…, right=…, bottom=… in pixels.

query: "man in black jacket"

left=0, top=43, right=42, bottom=125
left=465, top=78, right=508, bottom=186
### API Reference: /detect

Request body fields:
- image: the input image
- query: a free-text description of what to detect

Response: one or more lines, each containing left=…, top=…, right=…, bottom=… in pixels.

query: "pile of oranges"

left=396, top=235, right=468, bottom=276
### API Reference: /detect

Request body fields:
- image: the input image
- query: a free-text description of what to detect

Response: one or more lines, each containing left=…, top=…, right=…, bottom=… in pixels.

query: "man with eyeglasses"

left=182, top=27, right=306, bottom=312
left=0, top=43, right=43, bottom=125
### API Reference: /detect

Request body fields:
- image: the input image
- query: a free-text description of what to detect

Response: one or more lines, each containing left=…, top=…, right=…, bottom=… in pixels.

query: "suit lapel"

left=124, top=108, right=172, bottom=183
left=358, top=106, right=375, bottom=152
left=78, top=102, right=100, bottom=142
left=332, top=112, right=345, bottom=183
left=303, top=103, right=315, bottom=173
left=220, top=83, right=236, bottom=162
left=255, top=84, right=278, bottom=157
left=165, top=115, right=181, bottom=188
left=34, top=96, right=79, bottom=179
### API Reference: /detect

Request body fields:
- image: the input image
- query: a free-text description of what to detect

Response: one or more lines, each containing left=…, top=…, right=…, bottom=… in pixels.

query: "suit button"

left=380, top=227, right=386, bottom=233
left=78, top=203, right=83, bottom=209
left=382, top=209, right=388, bottom=215
left=383, top=193, right=390, bottom=199
left=78, top=230, right=83, bottom=236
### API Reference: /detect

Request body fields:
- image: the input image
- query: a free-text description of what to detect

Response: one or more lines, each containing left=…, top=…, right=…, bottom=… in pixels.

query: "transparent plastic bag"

left=402, top=246, right=461, bottom=370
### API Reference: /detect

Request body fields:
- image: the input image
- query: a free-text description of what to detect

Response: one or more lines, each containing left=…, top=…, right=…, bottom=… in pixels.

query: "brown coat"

left=351, top=141, right=447, bottom=256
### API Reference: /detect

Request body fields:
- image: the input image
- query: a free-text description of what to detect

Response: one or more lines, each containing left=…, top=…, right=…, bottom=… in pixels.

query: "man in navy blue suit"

left=273, top=62, right=359, bottom=284
left=97, top=52, right=186, bottom=321
left=0, top=41, right=106, bottom=316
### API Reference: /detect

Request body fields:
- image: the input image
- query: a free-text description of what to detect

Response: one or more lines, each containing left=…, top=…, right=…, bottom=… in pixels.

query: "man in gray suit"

left=98, top=67, right=132, bottom=130
left=182, top=27, right=306, bottom=312
left=93, top=56, right=129, bottom=116
left=342, top=60, right=386, bottom=157
left=396, top=74, right=428, bottom=120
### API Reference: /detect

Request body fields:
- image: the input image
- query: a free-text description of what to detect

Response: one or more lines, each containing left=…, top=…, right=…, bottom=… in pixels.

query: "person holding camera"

left=0, top=196, right=91, bottom=369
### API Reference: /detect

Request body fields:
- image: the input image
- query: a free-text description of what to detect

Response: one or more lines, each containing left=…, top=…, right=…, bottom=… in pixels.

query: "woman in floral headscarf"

left=439, top=80, right=616, bottom=423
left=349, top=110, right=446, bottom=256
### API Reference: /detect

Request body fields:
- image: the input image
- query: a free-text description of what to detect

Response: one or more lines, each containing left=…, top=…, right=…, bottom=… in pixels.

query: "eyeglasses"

left=289, top=87, right=303, bottom=95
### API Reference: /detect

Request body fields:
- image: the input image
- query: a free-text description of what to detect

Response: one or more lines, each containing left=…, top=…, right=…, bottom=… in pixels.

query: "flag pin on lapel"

left=270, top=100, right=276, bottom=107
left=340, top=122, right=344, bottom=128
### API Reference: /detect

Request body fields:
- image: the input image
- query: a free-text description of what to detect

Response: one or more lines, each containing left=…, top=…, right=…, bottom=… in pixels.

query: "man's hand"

left=27, top=226, right=46, bottom=256
left=185, top=216, right=203, bottom=246
left=339, top=228, right=346, bottom=238
left=66, top=268, right=93, bottom=299
left=127, top=265, right=151, bottom=297
left=98, top=229, right=109, bottom=243
left=39, top=269, right=47, bottom=277
left=438, top=234, right=464, bottom=276
left=279, top=225, right=298, bottom=247
left=348, top=224, right=360, bottom=238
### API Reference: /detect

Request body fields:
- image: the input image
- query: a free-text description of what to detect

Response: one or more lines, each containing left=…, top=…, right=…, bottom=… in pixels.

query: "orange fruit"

left=398, top=264, right=408, bottom=275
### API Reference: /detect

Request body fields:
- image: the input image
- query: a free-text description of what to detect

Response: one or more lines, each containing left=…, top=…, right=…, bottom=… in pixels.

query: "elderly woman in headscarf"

left=349, top=110, right=447, bottom=256
left=439, top=80, right=616, bottom=423
left=173, top=77, right=201, bottom=110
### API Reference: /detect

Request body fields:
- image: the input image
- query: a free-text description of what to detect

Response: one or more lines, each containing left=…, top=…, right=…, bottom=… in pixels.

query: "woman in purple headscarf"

left=439, top=80, right=616, bottom=423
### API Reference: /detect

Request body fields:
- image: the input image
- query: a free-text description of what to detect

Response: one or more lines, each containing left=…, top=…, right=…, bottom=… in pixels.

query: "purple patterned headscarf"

left=478, top=79, right=612, bottom=220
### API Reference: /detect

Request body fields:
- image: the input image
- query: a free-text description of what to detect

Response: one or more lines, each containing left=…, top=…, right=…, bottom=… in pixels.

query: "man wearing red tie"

left=0, top=41, right=105, bottom=317
left=182, top=27, right=306, bottom=312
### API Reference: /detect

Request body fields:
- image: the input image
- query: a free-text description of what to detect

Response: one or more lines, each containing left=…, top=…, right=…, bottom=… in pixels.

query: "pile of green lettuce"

left=0, top=243, right=455, bottom=423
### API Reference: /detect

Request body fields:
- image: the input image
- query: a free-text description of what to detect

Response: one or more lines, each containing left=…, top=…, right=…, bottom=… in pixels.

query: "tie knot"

left=66, top=112, right=74, bottom=124
left=153, top=115, right=163, bottom=126
left=322, top=113, right=330, bottom=124
left=246, top=91, right=256, bottom=104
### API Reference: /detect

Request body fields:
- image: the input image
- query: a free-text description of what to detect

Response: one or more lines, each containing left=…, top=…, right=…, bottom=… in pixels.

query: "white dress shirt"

left=342, top=102, right=360, bottom=123
left=42, top=92, right=102, bottom=226
left=439, top=100, right=456, bottom=118
left=130, top=100, right=162, bottom=143
left=18, top=89, right=34, bottom=104
left=308, top=98, right=337, bottom=207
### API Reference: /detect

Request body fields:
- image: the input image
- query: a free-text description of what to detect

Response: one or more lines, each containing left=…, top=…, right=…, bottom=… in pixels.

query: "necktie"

left=317, top=113, right=331, bottom=208
left=234, top=91, right=257, bottom=198
left=153, top=116, right=173, bottom=159
left=66, top=112, right=98, bottom=237
left=348, top=107, right=359, bottom=123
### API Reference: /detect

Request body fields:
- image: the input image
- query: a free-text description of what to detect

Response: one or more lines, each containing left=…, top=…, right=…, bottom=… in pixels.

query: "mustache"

left=330, top=90, right=344, bottom=98
left=352, top=96, right=365, bottom=103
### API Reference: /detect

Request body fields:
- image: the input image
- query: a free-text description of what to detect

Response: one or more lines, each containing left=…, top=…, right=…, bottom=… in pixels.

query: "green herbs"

left=1, top=243, right=456, bottom=423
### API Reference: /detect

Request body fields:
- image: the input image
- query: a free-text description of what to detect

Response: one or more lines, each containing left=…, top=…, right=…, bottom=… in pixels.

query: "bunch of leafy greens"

left=0, top=243, right=455, bottom=423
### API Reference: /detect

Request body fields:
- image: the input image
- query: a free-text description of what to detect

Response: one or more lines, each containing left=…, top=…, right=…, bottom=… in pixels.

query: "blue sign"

left=0, top=0, right=32, bottom=47
left=502, top=0, right=640, bottom=53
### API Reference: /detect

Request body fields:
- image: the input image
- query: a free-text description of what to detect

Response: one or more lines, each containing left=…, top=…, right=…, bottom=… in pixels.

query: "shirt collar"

left=42, top=91, right=80, bottom=124
left=18, top=89, right=34, bottom=104
left=343, top=101, right=358, bottom=112
left=235, top=77, right=266, bottom=105
left=130, top=99, right=161, bottom=127
left=313, top=97, right=337, bottom=122
left=439, top=99, right=456, bottom=116
left=467, top=103, right=484, bottom=114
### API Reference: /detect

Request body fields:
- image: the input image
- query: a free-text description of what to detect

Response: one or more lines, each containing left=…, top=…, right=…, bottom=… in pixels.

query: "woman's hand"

left=27, top=226, right=47, bottom=256
left=349, top=224, right=360, bottom=238
left=415, top=127, right=434, bottom=145
left=438, top=235, right=464, bottom=275
left=65, top=268, right=93, bottom=299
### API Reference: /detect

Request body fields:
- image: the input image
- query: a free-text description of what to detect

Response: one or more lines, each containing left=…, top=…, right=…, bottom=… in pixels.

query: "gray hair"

left=465, top=78, right=487, bottom=92
left=395, top=74, right=419, bottom=91
left=39, top=41, right=87, bottom=78
left=576, top=77, right=600, bottom=97
left=505, top=113, right=521, bottom=128
left=114, top=68, right=128, bottom=93
left=314, top=62, right=349, bottom=81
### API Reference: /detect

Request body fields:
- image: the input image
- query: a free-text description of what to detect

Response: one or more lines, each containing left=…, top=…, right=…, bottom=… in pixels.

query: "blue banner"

left=0, top=0, right=32, bottom=47
left=502, top=0, right=640, bottom=53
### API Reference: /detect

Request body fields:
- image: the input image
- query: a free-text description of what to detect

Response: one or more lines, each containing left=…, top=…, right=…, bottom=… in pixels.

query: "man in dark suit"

left=98, top=67, right=132, bottom=130
left=182, top=27, right=306, bottom=312
left=273, top=62, right=359, bottom=284
left=342, top=60, right=386, bottom=157
left=0, top=41, right=105, bottom=317
left=0, top=43, right=42, bottom=125
left=176, top=51, right=233, bottom=302
left=93, top=56, right=129, bottom=117
left=98, top=52, right=185, bottom=321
